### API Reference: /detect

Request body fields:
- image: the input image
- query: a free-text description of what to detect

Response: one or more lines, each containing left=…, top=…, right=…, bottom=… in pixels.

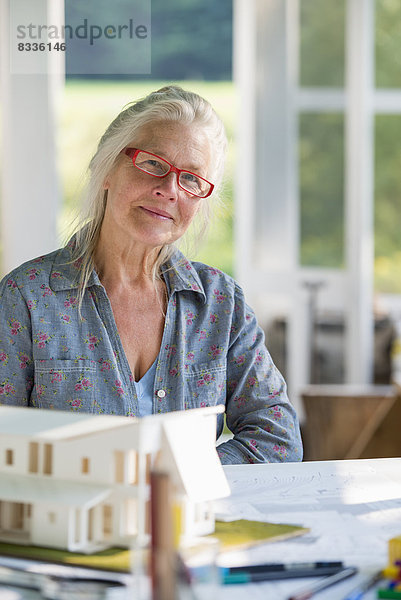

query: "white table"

left=2, top=457, right=401, bottom=599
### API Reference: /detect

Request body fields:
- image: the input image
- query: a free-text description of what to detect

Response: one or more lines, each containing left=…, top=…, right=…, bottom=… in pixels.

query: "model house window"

left=74, top=508, right=80, bottom=544
left=144, top=499, right=151, bottom=535
left=88, top=507, right=94, bottom=542
left=29, top=442, right=39, bottom=473
left=43, top=443, right=53, bottom=475
left=103, top=504, right=113, bottom=539
left=114, top=451, right=153, bottom=484
left=5, top=449, right=14, bottom=465
left=127, top=450, right=138, bottom=485
left=81, top=457, right=90, bottom=474
left=11, top=503, right=24, bottom=529
left=145, top=453, right=152, bottom=485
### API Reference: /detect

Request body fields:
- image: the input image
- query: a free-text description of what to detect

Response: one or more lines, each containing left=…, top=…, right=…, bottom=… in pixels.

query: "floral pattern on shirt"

left=0, top=237, right=303, bottom=465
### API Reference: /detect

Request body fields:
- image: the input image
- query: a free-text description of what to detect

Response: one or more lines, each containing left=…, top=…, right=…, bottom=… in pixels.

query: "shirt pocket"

left=183, top=361, right=226, bottom=410
left=33, top=359, right=96, bottom=413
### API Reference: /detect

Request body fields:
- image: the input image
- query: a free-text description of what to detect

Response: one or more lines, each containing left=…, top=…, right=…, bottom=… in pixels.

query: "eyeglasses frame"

left=123, top=147, right=214, bottom=199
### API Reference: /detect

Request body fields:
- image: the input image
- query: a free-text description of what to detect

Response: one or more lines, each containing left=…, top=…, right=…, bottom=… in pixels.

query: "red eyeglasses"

left=123, top=148, right=214, bottom=199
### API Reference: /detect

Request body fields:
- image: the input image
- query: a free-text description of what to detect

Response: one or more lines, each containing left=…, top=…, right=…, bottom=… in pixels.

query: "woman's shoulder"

left=190, top=260, right=235, bottom=285
left=184, top=259, right=247, bottom=304
left=168, top=250, right=245, bottom=294
left=0, top=247, right=64, bottom=289
left=166, top=251, right=247, bottom=309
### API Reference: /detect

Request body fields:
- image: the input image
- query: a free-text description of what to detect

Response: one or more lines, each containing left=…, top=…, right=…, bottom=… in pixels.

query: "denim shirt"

left=0, top=238, right=303, bottom=465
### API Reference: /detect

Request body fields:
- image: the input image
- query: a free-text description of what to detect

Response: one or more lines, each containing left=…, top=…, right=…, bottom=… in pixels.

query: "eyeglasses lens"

left=134, top=151, right=211, bottom=198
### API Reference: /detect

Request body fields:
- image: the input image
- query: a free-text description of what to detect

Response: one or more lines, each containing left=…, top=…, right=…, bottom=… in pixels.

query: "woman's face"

left=102, top=120, right=212, bottom=251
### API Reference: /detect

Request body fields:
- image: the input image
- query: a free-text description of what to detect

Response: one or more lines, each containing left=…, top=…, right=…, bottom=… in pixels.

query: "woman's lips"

left=140, top=206, right=173, bottom=220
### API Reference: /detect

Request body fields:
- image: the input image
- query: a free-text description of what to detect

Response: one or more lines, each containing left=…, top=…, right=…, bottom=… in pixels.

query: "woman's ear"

left=103, top=178, right=110, bottom=190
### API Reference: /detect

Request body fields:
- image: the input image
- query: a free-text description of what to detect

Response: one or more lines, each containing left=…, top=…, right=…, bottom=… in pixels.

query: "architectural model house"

left=0, top=405, right=230, bottom=553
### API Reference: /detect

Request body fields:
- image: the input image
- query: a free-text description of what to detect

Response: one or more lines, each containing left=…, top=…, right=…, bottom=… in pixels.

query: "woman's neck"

left=93, top=229, right=162, bottom=289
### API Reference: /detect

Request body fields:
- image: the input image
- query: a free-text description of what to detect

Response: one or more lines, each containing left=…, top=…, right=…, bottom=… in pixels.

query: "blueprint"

left=214, top=458, right=401, bottom=599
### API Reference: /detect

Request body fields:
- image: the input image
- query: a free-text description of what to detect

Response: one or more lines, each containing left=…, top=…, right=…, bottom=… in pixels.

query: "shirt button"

left=157, top=389, right=166, bottom=398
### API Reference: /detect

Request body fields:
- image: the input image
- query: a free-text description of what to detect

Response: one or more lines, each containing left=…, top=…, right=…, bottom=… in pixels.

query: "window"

left=298, top=0, right=401, bottom=292
left=145, top=453, right=152, bottom=485
left=103, top=505, right=113, bottom=538
left=299, top=113, right=344, bottom=267
left=127, top=450, right=138, bottom=485
left=375, top=0, right=401, bottom=87
left=144, top=499, right=151, bottom=535
left=43, top=443, right=53, bottom=475
left=11, top=503, right=24, bottom=529
left=5, top=449, right=13, bottom=466
left=29, top=442, right=39, bottom=473
left=74, top=508, right=80, bottom=544
left=81, top=456, right=90, bottom=474
left=298, top=0, right=346, bottom=268
left=374, top=115, right=401, bottom=292
left=300, top=0, right=345, bottom=87
left=88, top=507, right=94, bottom=542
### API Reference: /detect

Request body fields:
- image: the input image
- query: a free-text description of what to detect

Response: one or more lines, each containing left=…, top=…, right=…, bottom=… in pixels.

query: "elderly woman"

left=0, top=86, right=302, bottom=464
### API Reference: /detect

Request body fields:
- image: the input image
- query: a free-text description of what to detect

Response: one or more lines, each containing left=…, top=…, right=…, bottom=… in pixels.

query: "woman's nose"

left=154, top=171, right=180, bottom=200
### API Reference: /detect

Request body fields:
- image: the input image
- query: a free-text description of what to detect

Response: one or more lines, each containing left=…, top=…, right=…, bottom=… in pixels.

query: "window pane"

left=300, top=0, right=345, bottom=87
left=374, top=115, right=401, bottom=293
left=299, top=113, right=344, bottom=267
left=375, top=0, right=401, bottom=88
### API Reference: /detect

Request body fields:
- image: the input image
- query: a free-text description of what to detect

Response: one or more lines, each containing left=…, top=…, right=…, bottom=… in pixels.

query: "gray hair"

left=70, top=85, right=228, bottom=308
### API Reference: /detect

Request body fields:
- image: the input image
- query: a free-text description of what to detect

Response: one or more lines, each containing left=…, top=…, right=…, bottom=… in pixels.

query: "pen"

left=221, top=561, right=344, bottom=584
left=342, top=570, right=383, bottom=600
left=288, top=566, right=358, bottom=600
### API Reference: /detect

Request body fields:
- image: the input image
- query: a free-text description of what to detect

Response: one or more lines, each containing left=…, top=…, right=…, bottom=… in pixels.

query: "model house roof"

left=156, top=412, right=231, bottom=502
left=0, top=405, right=230, bottom=505
left=0, top=406, right=129, bottom=439
left=0, top=405, right=225, bottom=441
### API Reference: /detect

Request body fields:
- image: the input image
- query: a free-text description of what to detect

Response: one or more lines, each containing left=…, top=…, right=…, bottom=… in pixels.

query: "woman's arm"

left=0, top=275, right=34, bottom=405
left=216, top=283, right=303, bottom=465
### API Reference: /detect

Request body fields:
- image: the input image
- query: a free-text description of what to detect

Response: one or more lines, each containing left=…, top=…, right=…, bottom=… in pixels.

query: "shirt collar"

left=49, top=236, right=100, bottom=292
left=162, top=248, right=206, bottom=302
left=49, top=237, right=206, bottom=302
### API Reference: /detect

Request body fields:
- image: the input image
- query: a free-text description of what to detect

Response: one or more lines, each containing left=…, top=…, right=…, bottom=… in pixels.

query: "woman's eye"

left=181, top=172, right=200, bottom=184
left=135, top=155, right=168, bottom=175
left=143, top=159, right=164, bottom=171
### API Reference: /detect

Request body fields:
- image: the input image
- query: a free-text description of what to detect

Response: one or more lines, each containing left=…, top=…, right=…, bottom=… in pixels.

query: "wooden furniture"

left=301, top=384, right=401, bottom=460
